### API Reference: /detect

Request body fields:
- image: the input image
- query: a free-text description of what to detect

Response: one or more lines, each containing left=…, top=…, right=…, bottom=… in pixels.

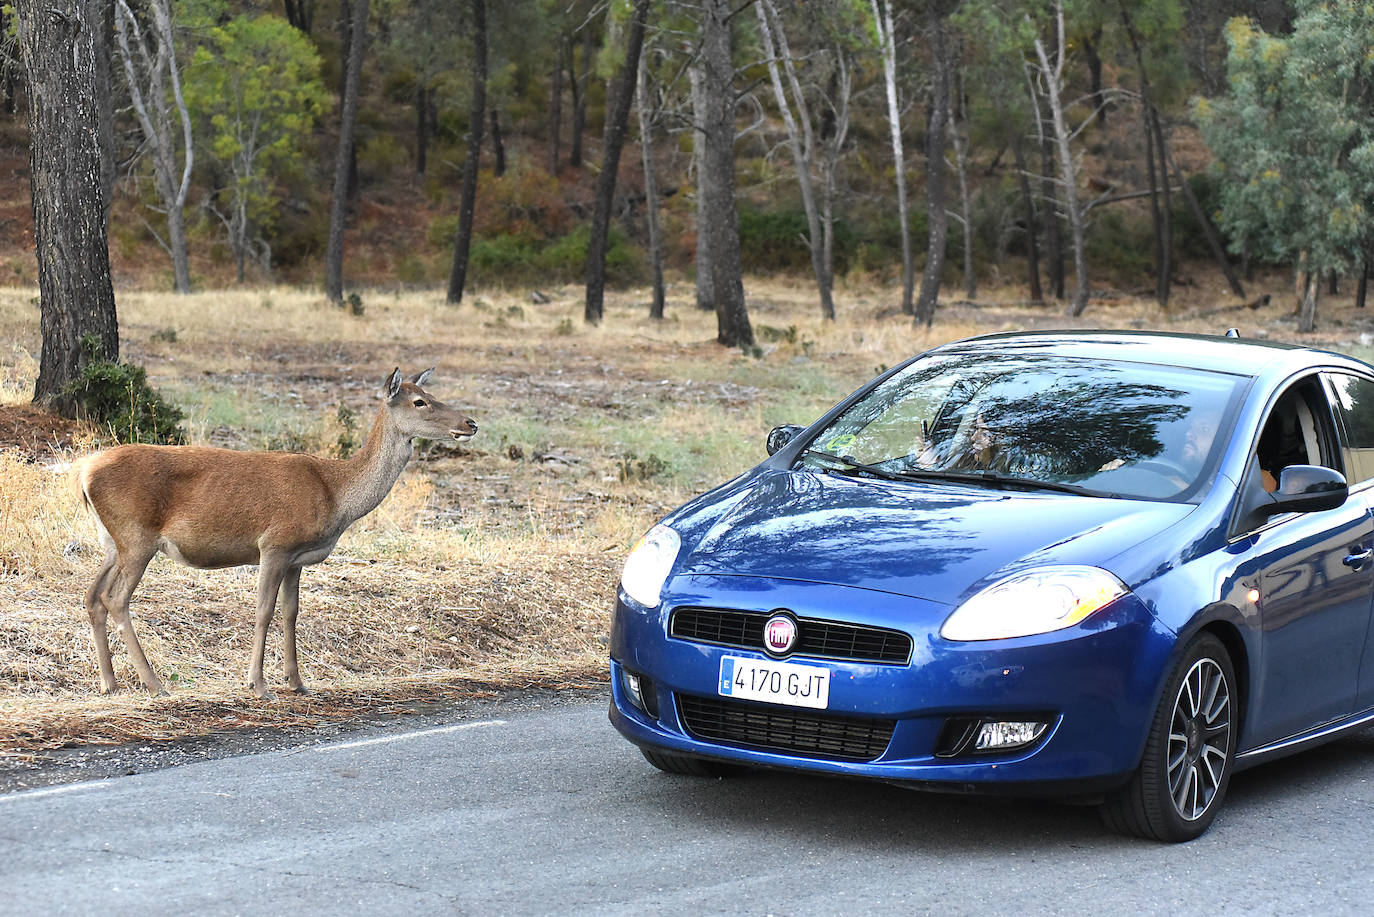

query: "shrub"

left=62, top=336, right=186, bottom=445
left=1086, top=208, right=1155, bottom=283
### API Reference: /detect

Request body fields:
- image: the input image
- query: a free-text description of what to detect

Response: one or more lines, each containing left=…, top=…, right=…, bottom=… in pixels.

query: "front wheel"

left=1100, top=633, right=1237, bottom=842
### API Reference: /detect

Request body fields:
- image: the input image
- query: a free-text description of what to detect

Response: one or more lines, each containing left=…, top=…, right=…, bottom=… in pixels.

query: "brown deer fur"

left=76, top=368, right=476, bottom=698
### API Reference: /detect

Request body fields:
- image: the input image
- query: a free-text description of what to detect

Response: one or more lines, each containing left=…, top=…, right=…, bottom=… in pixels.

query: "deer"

left=75, top=368, right=477, bottom=699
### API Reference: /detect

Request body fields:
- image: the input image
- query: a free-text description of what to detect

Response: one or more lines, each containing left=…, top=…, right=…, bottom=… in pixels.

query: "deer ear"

left=384, top=368, right=403, bottom=399
left=410, top=367, right=435, bottom=387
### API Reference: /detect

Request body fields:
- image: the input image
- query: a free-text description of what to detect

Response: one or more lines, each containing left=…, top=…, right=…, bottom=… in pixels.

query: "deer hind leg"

left=247, top=554, right=289, bottom=700
left=279, top=565, right=308, bottom=694
left=104, top=547, right=165, bottom=696
left=85, top=552, right=119, bottom=693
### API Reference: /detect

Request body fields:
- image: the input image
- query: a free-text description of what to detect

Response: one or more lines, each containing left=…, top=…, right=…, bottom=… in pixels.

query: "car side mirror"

left=1234, top=463, right=1348, bottom=535
left=767, top=424, right=804, bottom=456
left=1269, top=465, right=1348, bottom=515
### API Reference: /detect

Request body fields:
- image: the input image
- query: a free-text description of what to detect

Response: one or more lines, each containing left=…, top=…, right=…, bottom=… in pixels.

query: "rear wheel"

left=1100, top=633, right=1236, bottom=842
left=640, top=747, right=744, bottom=778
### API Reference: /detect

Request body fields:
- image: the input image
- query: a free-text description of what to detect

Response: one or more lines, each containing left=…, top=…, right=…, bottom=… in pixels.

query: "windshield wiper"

left=802, top=450, right=1114, bottom=497
left=801, top=450, right=909, bottom=481
left=907, top=470, right=1113, bottom=498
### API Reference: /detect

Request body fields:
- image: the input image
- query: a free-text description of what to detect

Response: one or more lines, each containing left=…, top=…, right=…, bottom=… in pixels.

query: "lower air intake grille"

left=677, top=694, right=896, bottom=762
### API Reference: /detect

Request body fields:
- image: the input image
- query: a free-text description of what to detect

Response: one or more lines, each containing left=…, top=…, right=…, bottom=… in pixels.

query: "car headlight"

left=620, top=524, right=681, bottom=608
left=940, top=565, right=1128, bottom=641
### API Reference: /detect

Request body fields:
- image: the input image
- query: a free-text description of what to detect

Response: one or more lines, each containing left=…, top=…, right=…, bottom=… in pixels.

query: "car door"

left=1323, top=371, right=1374, bottom=713
left=1234, top=375, right=1374, bottom=748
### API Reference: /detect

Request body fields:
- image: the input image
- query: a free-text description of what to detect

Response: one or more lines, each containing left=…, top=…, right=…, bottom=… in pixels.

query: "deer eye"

left=412, top=398, right=427, bottom=408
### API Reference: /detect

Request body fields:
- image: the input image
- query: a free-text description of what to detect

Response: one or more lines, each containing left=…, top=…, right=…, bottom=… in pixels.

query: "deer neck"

left=336, top=407, right=415, bottom=525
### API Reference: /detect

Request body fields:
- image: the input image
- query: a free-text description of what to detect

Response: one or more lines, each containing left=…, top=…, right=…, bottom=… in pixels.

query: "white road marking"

left=0, top=779, right=112, bottom=804
left=310, top=718, right=506, bottom=753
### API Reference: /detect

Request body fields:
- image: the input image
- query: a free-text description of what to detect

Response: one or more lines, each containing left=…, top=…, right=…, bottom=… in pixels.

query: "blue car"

left=608, top=330, right=1374, bottom=841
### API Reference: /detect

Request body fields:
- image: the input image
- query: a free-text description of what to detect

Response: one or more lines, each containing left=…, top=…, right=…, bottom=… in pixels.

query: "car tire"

left=640, top=747, right=744, bottom=778
left=1100, top=633, right=1237, bottom=842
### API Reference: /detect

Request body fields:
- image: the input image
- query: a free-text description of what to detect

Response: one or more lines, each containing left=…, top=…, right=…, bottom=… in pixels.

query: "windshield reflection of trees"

left=817, top=360, right=1191, bottom=481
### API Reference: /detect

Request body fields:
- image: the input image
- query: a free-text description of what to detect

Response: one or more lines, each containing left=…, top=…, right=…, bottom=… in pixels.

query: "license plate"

left=718, top=656, right=830, bottom=709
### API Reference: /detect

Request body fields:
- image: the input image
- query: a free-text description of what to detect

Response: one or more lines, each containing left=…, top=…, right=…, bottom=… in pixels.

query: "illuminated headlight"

left=940, top=565, right=1128, bottom=641
left=974, top=720, right=1048, bottom=752
left=620, top=524, right=681, bottom=608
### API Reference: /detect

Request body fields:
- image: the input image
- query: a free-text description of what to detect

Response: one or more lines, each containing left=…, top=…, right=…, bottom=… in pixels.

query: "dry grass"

left=3, top=271, right=1374, bottom=754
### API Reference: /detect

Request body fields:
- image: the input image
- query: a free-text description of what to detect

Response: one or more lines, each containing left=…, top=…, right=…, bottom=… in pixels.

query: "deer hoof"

left=288, top=684, right=311, bottom=696
left=249, top=683, right=277, bottom=701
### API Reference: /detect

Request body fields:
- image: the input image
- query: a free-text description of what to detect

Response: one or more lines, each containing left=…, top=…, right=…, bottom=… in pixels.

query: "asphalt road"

left=3, top=690, right=1374, bottom=916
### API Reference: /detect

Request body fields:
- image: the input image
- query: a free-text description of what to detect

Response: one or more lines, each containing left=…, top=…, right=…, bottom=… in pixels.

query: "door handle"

left=1343, top=547, right=1373, bottom=568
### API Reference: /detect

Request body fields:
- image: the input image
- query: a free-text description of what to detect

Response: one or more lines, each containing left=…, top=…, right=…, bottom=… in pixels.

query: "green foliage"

left=182, top=12, right=328, bottom=268
left=1198, top=4, right=1374, bottom=277
left=738, top=208, right=857, bottom=274
left=62, top=337, right=186, bottom=445
left=1086, top=209, right=1155, bottom=282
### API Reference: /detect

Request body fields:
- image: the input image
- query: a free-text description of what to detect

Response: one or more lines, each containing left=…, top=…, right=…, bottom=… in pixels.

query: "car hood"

left=675, top=470, right=1195, bottom=606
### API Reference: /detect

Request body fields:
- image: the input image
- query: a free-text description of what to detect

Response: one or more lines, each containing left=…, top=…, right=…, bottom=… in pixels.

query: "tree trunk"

left=914, top=4, right=950, bottom=327
left=446, top=0, right=486, bottom=305
left=1034, top=5, right=1089, bottom=317
left=1040, top=129, right=1064, bottom=299
left=1084, top=27, right=1106, bottom=127
left=950, top=71, right=975, bottom=301
left=284, top=0, right=315, bottom=33
left=689, top=61, right=714, bottom=312
left=1121, top=8, right=1170, bottom=308
left=638, top=53, right=665, bottom=319
left=416, top=84, right=428, bottom=174
left=1012, top=135, right=1043, bottom=302
left=326, top=0, right=369, bottom=303
left=699, top=0, right=752, bottom=348
left=756, top=0, right=833, bottom=320
left=570, top=26, right=592, bottom=169
left=871, top=0, right=912, bottom=315
left=1165, top=143, right=1245, bottom=298
left=113, top=0, right=194, bottom=294
left=584, top=0, right=650, bottom=325
left=490, top=108, right=506, bottom=177
left=18, top=0, right=120, bottom=415
left=1298, top=270, right=1318, bottom=333
left=95, top=0, right=114, bottom=232
left=548, top=36, right=565, bottom=174
left=1357, top=258, right=1368, bottom=310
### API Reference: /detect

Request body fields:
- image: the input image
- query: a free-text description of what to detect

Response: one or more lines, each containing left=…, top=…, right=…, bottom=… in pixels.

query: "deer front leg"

left=85, top=553, right=119, bottom=694
left=247, top=555, right=289, bottom=700
left=104, top=548, right=165, bottom=696
left=279, top=565, right=308, bottom=694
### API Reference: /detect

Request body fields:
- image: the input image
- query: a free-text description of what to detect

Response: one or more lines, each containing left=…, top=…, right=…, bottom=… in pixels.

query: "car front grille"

left=677, top=694, right=896, bottom=762
left=670, top=607, right=913, bottom=665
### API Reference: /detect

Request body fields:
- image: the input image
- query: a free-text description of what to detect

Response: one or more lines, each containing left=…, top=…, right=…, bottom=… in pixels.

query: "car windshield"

left=799, top=352, right=1248, bottom=501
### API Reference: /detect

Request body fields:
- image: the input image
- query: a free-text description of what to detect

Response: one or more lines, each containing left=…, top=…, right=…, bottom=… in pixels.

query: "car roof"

left=928, top=329, right=1372, bottom=378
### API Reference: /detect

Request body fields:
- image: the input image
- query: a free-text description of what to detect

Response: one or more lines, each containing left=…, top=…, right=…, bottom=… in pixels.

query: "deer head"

left=382, top=367, right=478, bottom=442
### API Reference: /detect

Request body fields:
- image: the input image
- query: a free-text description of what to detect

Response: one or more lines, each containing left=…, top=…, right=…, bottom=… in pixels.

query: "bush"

left=62, top=336, right=186, bottom=444
left=1086, top=208, right=1155, bottom=283
left=737, top=208, right=856, bottom=274
left=534, top=225, right=641, bottom=285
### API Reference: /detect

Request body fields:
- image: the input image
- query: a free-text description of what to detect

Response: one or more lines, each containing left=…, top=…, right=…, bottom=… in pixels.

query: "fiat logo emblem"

left=763, top=612, right=798, bottom=656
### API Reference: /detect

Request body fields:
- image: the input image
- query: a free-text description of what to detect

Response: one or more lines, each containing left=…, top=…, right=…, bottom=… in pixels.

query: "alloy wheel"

left=1166, top=657, right=1231, bottom=822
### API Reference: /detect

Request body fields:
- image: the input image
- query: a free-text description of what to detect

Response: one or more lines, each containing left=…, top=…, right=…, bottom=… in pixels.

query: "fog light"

left=622, top=670, right=646, bottom=711
left=973, top=720, right=1048, bottom=752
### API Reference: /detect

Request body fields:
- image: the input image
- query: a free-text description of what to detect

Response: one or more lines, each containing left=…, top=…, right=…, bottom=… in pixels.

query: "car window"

left=1325, top=372, right=1374, bottom=485
left=800, top=353, right=1247, bottom=501
left=1253, top=378, right=1340, bottom=492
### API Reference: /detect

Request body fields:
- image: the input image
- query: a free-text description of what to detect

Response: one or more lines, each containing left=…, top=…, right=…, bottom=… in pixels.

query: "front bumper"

left=608, top=574, right=1177, bottom=793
